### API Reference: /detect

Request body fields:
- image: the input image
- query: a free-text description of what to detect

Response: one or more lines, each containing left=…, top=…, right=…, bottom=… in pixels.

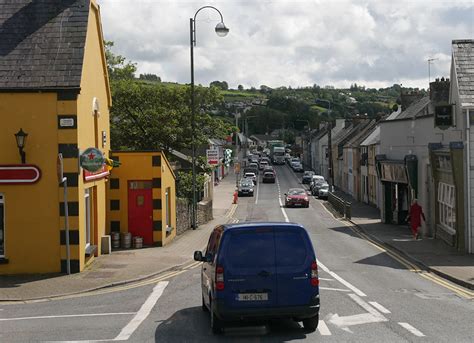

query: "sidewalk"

left=0, top=173, right=237, bottom=302
left=330, top=190, right=474, bottom=290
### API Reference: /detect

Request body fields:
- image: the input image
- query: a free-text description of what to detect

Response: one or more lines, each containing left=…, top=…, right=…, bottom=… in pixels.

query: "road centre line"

left=255, top=177, right=259, bottom=204
left=0, top=312, right=135, bottom=322
left=369, top=301, right=391, bottom=314
left=398, top=322, right=425, bottom=337
left=317, top=320, right=331, bottom=335
left=114, top=281, right=169, bottom=341
left=319, top=287, right=351, bottom=292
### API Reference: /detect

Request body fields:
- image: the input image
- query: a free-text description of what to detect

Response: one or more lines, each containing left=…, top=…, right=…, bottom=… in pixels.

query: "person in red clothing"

left=407, top=199, right=425, bottom=240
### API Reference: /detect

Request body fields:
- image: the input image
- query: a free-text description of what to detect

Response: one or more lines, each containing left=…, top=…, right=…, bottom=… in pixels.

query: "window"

left=438, top=182, right=456, bottom=232
left=85, top=189, right=91, bottom=250
left=275, top=230, right=307, bottom=267
left=0, top=194, right=4, bottom=257
left=226, top=229, right=275, bottom=268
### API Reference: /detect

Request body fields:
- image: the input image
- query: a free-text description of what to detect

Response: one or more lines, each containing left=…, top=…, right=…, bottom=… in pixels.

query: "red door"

left=128, top=182, right=153, bottom=245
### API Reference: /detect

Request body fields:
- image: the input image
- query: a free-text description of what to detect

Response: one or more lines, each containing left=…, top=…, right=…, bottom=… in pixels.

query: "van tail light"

left=310, top=261, right=319, bottom=287
left=216, top=266, right=225, bottom=291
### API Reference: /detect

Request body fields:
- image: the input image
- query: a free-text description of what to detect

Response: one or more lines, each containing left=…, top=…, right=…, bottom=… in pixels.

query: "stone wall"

left=176, top=198, right=213, bottom=235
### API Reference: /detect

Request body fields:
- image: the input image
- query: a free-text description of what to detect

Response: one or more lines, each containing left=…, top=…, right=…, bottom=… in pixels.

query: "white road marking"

left=348, top=293, right=386, bottom=320
left=317, top=261, right=367, bottom=297
left=318, top=278, right=335, bottom=281
left=319, top=287, right=351, bottom=292
left=114, top=281, right=169, bottom=341
left=398, top=322, right=425, bottom=337
left=317, top=320, right=331, bottom=335
left=255, top=179, right=259, bottom=204
left=369, top=301, right=391, bottom=314
left=0, top=312, right=135, bottom=322
left=329, top=312, right=386, bottom=328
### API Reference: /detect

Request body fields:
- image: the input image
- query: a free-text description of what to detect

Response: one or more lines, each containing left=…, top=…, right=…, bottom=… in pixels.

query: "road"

left=1, top=164, right=473, bottom=342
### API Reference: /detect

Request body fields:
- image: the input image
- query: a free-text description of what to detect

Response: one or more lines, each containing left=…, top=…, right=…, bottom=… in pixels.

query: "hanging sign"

left=206, top=149, right=219, bottom=165
left=80, top=147, right=105, bottom=172
left=0, top=165, right=41, bottom=184
left=83, top=165, right=109, bottom=182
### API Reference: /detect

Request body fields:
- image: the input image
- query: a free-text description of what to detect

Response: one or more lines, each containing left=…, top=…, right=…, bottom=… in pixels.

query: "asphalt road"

left=1, top=164, right=473, bottom=342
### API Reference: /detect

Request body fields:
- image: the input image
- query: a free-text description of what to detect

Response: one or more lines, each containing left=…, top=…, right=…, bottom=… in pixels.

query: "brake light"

left=216, top=266, right=225, bottom=291
left=311, top=261, right=319, bottom=286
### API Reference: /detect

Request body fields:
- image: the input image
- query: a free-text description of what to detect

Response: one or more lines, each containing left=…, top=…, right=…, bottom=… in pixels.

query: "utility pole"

left=428, top=57, right=438, bottom=90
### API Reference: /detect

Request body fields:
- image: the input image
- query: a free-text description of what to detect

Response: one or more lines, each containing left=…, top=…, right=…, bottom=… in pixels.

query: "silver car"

left=238, top=179, right=254, bottom=196
left=317, top=184, right=330, bottom=199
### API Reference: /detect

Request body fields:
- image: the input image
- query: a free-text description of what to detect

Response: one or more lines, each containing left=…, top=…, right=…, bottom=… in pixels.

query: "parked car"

left=262, top=171, right=276, bottom=183
left=317, top=184, right=329, bottom=199
left=309, top=175, right=325, bottom=192
left=311, top=181, right=328, bottom=196
left=288, top=157, right=300, bottom=166
left=292, top=162, right=304, bottom=173
left=302, top=171, right=315, bottom=184
left=244, top=167, right=259, bottom=177
left=263, top=165, right=276, bottom=175
left=285, top=188, right=310, bottom=208
left=249, top=162, right=259, bottom=172
left=259, top=160, right=269, bottom=170
left=238, top=179, right=254, bottom=196
left=244, top=172, right=257, bottom=184
left=194, top=222, right=320, bottom=334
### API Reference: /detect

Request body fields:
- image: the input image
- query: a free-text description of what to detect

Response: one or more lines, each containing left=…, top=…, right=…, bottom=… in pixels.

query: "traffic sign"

left=206, top=149, right=219, bottom=165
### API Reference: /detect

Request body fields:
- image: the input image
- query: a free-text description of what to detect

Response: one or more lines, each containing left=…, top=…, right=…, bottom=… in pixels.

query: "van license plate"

left=237, top=293, right=268, bottom=301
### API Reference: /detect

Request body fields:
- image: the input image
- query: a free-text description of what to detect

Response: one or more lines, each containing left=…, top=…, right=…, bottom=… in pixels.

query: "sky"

left=98, top=0, right=474, bottom=90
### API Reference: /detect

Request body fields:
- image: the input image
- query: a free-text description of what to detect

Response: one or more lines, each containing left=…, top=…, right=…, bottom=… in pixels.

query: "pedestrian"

left=406, top=199, right=425, bottom=240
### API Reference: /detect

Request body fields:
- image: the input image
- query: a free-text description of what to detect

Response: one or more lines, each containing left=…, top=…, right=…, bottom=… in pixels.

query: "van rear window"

left=275, top=231, right=308, bottom=267
left=226, top=231, right=275, bottom=268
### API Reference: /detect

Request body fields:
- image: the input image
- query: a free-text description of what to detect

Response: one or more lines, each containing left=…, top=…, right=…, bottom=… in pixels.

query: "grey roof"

left=384, top=96, right=431, bottom=121
left=360, top=126, right=380, bottom=146
left=345, top=120, right=377, bottom=148
left=0, top=0, right=89, bottom=90
left=452, top=39, right=474, bottom=107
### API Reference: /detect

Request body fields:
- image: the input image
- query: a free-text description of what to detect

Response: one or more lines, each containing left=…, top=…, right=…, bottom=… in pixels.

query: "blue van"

left=194, top=222, right=320, bottom=334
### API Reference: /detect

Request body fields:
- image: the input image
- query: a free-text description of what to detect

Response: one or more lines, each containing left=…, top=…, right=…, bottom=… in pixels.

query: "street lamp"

left=315, top=99, right=334, bottom=191
left=14, top=128, right=28, bottom=164
left=190, top=6, right=229, bottom=230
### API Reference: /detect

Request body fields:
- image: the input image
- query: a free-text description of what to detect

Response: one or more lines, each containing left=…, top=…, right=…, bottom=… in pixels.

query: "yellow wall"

left=107, top=152, right=176, bottom=246
left=0, top=93, right=62, bottom=274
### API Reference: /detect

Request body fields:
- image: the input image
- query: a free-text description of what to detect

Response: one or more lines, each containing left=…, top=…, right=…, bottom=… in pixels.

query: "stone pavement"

left=0, top=172, right=238, bottom=302
left=331, top=190, right=474, bottom=290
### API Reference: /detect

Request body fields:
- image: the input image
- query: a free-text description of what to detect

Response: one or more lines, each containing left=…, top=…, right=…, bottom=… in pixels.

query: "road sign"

left=0, top=165, right=41, bottom=184
left=206, top=149, right=219, bottom=165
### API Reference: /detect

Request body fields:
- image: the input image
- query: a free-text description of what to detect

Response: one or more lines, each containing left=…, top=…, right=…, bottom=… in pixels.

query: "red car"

left=285, top=188, right=309, bottom=208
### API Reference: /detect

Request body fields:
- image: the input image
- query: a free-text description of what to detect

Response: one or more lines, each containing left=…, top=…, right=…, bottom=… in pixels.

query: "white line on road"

left=114, top=281, right=168, bottom=341
left=255, top=178, right=260, bottom=204
left=398, top=322, right=425, bottom=337
left=0, top=312, right=135, bottom=322
left=317, top=261, right=367, bottom=297
left=348, top=293, right=386, bottom=320
left=318, top=278, right=335, bottom=281
left=317, top=320, right=331, bottom=335
left=319, top=287, right=351, bottom=292
left=369, top=301, right=391, bottom=314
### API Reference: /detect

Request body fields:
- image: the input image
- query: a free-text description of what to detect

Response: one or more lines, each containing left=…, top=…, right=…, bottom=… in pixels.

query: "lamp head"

left=14, top=128, right=28, bottom=149
left=215, top=22, right=229, bottom=37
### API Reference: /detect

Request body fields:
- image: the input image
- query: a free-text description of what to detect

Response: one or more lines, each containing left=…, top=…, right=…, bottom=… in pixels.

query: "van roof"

left=220, top=222, right=304, bottom=231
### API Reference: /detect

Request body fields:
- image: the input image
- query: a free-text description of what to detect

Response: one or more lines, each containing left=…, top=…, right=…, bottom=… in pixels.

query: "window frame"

left=437, top=182, right=455, bottom=232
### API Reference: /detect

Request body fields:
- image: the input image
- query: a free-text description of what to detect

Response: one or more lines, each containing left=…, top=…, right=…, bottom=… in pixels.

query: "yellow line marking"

left=318, top=201, right=474, bottom=299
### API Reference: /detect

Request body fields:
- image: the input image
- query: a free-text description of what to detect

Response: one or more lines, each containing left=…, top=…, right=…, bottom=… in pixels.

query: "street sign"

left=0, top=165, right=41, bottom=184
left=206, top=149, right=219, bottom=165
left=80, top=147, right=105, bottom=172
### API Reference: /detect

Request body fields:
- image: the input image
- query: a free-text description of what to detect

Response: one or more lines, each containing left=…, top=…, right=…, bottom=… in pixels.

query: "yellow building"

left=107, top=151, right=177, bottom=247
left=0, top=0, right=111, bottom=274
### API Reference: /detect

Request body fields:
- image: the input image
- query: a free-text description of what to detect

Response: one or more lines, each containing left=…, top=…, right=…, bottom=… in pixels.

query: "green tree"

left=176, top=171, right=207, bottom=200
left=139, top=73, right=161, bottom=82
left=104, top=41, right=137, bottom=80
left=210, top=81, right=228, bottom=90
left=237, top=84, right=244, bottom=91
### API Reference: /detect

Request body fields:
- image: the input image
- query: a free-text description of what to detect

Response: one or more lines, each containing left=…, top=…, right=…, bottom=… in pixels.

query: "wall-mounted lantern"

left=14, top=128, right=28, bottom=164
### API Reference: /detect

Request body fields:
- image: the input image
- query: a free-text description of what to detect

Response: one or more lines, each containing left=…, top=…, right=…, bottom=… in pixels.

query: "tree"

left=210, top=81, right=228, bottom=90
left=110, top=80, right=233, bottom=152
left=139, top=73, right=161, bottom=82
left=104, top=41, right=137, bottom=80
left=237, top=84, right=244, bottom=91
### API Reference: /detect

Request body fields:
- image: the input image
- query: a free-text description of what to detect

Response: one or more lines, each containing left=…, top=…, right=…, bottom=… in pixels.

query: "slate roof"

left=452, top=39, right=474, bottom=107
left=345, top=120, right=377, bottom=148
left=0, top=0, right=90, bottom=90
left=383, top=96, right=431, bottom=121
left=360, top=126, right=380, bottom=146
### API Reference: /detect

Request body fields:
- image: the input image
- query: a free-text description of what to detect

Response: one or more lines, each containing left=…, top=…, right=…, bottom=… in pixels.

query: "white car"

left=244, top=172, right=257, bottom=184
left=309, top=175, right=326, bottom=191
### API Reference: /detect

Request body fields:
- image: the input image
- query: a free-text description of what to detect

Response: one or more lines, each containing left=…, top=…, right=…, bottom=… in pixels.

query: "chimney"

left=401, top=90, right=423, bottom=111
left=430, top=77, right=450, bottom=104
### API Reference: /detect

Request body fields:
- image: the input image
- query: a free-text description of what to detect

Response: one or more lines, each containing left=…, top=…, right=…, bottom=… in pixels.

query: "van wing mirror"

left=194, top=251, right=203, bottom=262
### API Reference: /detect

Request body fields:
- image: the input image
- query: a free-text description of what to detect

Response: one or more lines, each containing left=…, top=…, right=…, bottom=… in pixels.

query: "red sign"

left=83, top=164, right=109, bottom=182
left=0, top=165, right=41, bottom=184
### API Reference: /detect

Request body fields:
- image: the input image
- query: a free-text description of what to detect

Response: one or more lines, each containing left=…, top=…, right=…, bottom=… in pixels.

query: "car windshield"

left=304, top=171, right=314, bottom=176
left=288, top=189, right=306, bottom=195
left=240, top=180, right=253, bottom=186
left=245, top=173, right=255, bottom=178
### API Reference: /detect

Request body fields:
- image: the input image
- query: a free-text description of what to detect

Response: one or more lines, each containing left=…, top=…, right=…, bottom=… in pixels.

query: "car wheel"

left=302, top=314, right=319, bottom=332
left=210, top=300, right=223, bottom=334
left=202, top=295, right=208, bottom=312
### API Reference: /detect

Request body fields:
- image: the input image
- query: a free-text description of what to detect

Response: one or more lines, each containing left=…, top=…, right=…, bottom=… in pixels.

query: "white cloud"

left=98, top=0, right=474, bottom=89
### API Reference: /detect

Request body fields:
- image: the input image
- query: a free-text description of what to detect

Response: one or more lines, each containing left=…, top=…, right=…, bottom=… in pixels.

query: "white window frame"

left=438, top=182, right=455, bottom=232
left=84, top=188, right=91, bottom=252
left=0, top=194, right=5, bottom=258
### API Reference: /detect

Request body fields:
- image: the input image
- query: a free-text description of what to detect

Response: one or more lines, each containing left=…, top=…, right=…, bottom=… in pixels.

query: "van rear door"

left=219, top=227, right=277, bottom=308
left=275, top=226, right=315, bottom=306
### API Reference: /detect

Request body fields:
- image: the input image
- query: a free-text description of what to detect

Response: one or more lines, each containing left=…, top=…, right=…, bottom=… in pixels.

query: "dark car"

left=238, top=179, right=254, bottom=196
left=302, top=171, right=315, bottom=184
left=285, top=188, right=310, bottom=208
left=194, top=223, right=320, bottom=334
left=262, top=171, right=276, bottom=183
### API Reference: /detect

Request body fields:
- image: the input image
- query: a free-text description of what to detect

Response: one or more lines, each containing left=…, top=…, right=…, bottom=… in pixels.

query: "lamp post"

left=14, top=128, right=28, bottom=164
left=190, top=6, right=229, bottom=229
left=316, top=99, right=334, bottom=191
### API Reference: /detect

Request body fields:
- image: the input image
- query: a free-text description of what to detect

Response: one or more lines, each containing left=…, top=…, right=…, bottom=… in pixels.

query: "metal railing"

left=328, top=192, right=351, bottom=220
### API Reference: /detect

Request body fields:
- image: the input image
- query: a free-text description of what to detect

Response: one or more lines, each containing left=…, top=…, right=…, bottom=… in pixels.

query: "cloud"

left=99, top=0, right=473, bottom=89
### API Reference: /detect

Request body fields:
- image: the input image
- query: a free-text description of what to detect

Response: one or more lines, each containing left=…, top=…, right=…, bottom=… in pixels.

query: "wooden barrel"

left=132, top=236, right=143, bottom=249
left=121, top=232, right=132, bottom=249
left=111, top=232, right=120, bottom=249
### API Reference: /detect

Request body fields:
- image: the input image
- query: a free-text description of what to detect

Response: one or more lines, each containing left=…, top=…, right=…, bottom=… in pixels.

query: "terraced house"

left=0, top=0, right=111, bottom=273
